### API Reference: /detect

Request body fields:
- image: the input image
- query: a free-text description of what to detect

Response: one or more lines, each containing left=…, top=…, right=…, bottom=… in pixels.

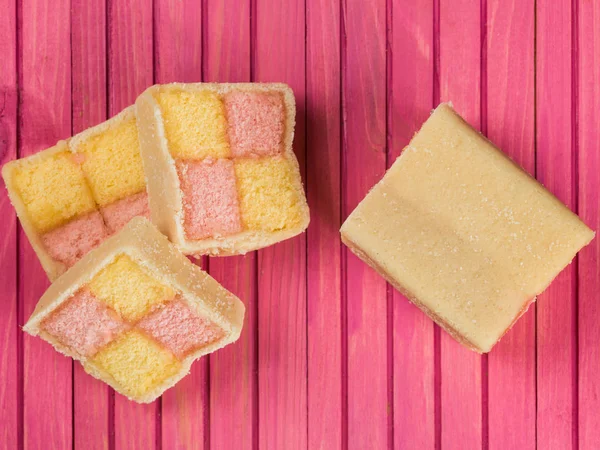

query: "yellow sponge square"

left=12, top=148, right=97, bottom=233
left=234, top=156, right=305, bottom=231
left=88, top=254, right=175, bottom=322
left=72, top=117, right=146, bottom=206
left=155, top=89, right=230, bottom=159
left=91, top=330, right=181, bottom=399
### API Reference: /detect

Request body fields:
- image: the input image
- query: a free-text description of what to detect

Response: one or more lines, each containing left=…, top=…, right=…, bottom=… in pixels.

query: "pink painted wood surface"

left=438, top=1, right=483, bottom=448
left=0, top=0, right=18, bottom=447
left=254, top=0, right=308, bottom=449
left=342, top=0, right=390, bottom=448
left=204, top=2, right=257, bottom=449
left=71, top=1, right=111, bottom=448
left=108, top=0, right=157, bottom=448
left=389, top=1, right=436, bottom=448
left=208, top=253, right=256, bottom=450
left=485, top=1, right=537, bottom=449
left=536, top=1, right=578, bottom=449
left=20, top=0, right=74, bottom=447
left=578, top=1, right=600, bottom=449
left=153, top=2, right=208, bottom=449
left=154, top=0, right=202, bottom=84
left=3, top=1, right=600, bottom=449
left=306, top=0, right=343, bottom=448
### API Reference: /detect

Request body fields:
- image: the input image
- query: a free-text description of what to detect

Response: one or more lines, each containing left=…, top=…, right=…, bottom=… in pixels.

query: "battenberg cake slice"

left=69, top=106, right=150, bottom=234
left=340, top=103, right=595, bottom=353
left=135, top=82, right=310, bottom=256
left=2, top=142, right=109, bottom=280
left=23, top=217, right=245, bottom=403
left=2, top=107, right=150, bottom=280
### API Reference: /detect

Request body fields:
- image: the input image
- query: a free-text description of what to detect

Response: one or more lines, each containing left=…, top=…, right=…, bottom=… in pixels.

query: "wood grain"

left=0, top=0, right=18, bottom=446
left=71, top=0, right=111, bottom=448
left=254, top=0, right=308, bottom=448
left=438, top=0, right=483, bottom=448
left=208, top=254, right=256, bottom=450
left=536, top=1, right=577, bottom=449
left=20, top=0, right=74, bottom=447
left=578, top=2, right=600, bottom=449
left=306, top=0, right=343, bottom=448
left=204, top=0, right=251, bottom=84
left=204, top=2, right=257, bottom=449
left=389, top=0, right=436, bottom=448
left=5, top=1, right=600, bottom=448
left=486, top=1, right=537, bottom=449
left=152, top=1, right=208, bottom=449
left=342, top=0, right=390, bottom=448
left=107, top=0, right=156, bottom=448
left=154, top=0, right=202, bottom=84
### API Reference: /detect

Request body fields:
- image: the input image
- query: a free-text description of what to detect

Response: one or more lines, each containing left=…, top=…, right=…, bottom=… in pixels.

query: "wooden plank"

left=342, top=0, right=390, bottom=448
left=204, top=0, right=251, bottom=84
left=152, top=1, right=208, bottom=449
left=438, top=1, right=483, bottom=448
left=203, top=2, right=257, bottom=449
left=536, top=1, right=577, bottom=449
left=108, top=0, right=153, bottom=111
left=485, top=1, right=536, bottom=450
left=71, top=0, right=111, bottom=448
left=306, top=0, right=342, bottom=448
left=108, top=1, right=156, bottom=448
left=0, top=0, right=18, bottom=446
left=208, top=256, right=256, bottom=450
left=389, top=0, right=435, bottom=448
left=20, top=0, right=73, bottom=447
left=154, top=0, right=202, bottom=83
left=578, top=1, right=600, bottom=449
left=254, top=0, right=308, bottom=448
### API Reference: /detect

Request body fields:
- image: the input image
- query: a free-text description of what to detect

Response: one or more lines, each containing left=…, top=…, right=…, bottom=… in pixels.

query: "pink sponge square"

left=41, top=289, right=128, bottom=357
left=41, top=211, right=109, bottom=268
left=138, top=298, right=225, bottom=358
left=177, top=159, right=242, bottom=240
left=100, top=191, right=151, bottom=234
left=224, top=91, right=285, bottom=157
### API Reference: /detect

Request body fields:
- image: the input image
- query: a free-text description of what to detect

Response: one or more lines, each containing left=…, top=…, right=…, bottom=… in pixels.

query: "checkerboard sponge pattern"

left=40, top=253, right=225, bottom=400
left=2, top=108, right=150, bottom=279
left=156, top=87, right=306, bottom=240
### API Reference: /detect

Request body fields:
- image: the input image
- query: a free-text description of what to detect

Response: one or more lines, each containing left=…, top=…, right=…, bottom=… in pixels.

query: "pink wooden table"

left=1, top=0, right=599, bottom=448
